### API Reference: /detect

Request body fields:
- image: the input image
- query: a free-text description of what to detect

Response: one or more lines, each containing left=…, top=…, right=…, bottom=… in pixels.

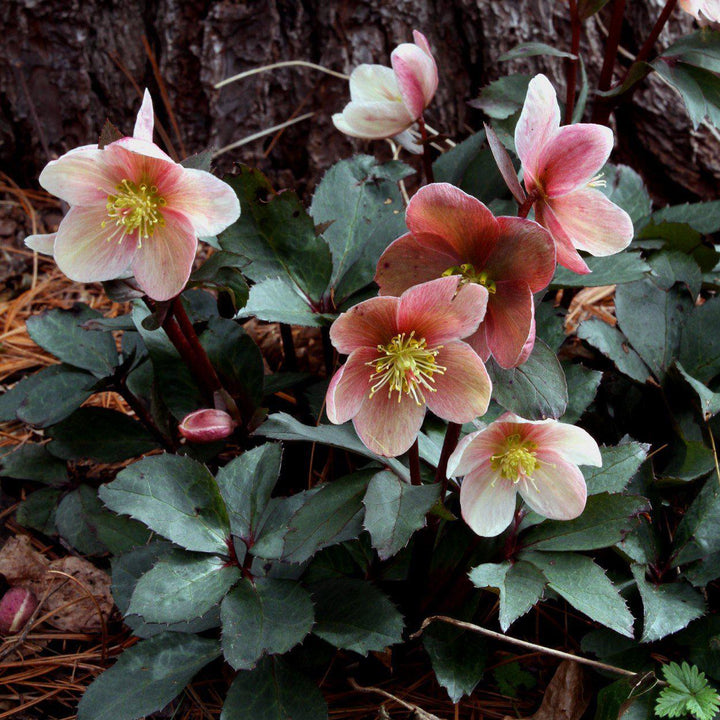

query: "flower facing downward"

left=447, top=414, right=601, bottom=537
left=332, top=31, right=438, bottom=153
left=25, top=90, right=240, bottom=301
left=375, top=183, right=556, bottom=368
left=179, top=408, right=236, bottom=443
left=679, top=0, right=720, bottom=23
left=515, top=74, right=633, bottom=274
left=326, top=276, right=492, bottom=457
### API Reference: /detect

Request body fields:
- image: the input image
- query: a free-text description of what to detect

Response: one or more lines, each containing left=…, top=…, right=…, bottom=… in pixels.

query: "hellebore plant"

left=447, top=414, right=601, bottom=537
left=326, top=275, right=492, bottom=457
left=375, top=183, right=556, bottom=368
left=515, top=74, right=634, bottom=274
left=332, top=30, right=438, bottom=153
left=25, top=90, right=240, bottom=301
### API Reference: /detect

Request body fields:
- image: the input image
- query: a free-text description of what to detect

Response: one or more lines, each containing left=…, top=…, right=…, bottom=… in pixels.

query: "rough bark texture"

left=1, top=0, right=717, bottom=204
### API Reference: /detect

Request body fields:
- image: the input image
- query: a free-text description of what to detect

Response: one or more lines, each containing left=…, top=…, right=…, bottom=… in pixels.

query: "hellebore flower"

left=179, top=408, right=236, bottom=442
left=332, top=30, right=438, bottom=153
left=376, top=183, right=555, bottom=368
left=679, top=0, right=720, bottom=22
left=447, top=413, right=601, bottom=537
left=25, top=91, right=240, bottom=301
left=515, top=74, right=633, bottom=274
left=326, top=276, right=492, bottom=457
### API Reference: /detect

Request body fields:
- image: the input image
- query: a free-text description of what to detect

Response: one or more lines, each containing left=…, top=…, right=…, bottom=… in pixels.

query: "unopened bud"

left=0, top=587, right=38, bottom=634
left=179, top=408, right=236, bottom=442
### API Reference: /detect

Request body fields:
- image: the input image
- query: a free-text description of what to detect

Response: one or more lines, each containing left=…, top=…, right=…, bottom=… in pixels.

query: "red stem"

left=518, top=191, right=538, bottom=218
left=408, top=440, right=422, bottom=486
left=592, top=0, right=627, bottom=124
left=435, top=422, right=462, bottom=489
left=633, top=0, right=678, bottom=68
left=418, top=116, right=435, bottom=185
left=564, top=0, right=582, bottom=125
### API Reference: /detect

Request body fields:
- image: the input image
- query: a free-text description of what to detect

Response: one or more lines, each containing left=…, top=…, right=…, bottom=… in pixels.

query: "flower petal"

left=375, top=233, right=458, bottom=296
left=515, top=74, right=561, bottom=182
left=102, top=142, right=184, bottom=191
left=525, top=421, right=602, bottom=466
left=447, top=426, right=499, bottom=477
left=397, top=276, right=488, bottom=346
left=537, top=123, right=614, bottom=197
left=330, top=296, right=400, bottom=354
left=466, top=325, right=491, bottom=363
left=332, top=101, right=414, bottom=139
left=535, top=200, right=592, bottom=274
left=406, top=183, right=499, bottom=259
left=133, top=89, right=155, bottom=142
left=131, top=210, right=197, bottom=301
left=425, top=341, right=492, bottom=422
left=518, top=451, right=587, bottom=520
left=349, top=64, right=400, bottom=103
left=353, top=388, right=426, bottom=457
left=460, top=461, right=518, bottom=537
left=485, top=282, right=535, bottom=369
left=326, top=347, right=376, bottom=424
left=108, top=136, right=176, bottom=164
left=39, top=146, right=118, bottom=206
left=486, top=122, right=526, bottom=204
left=392, top=128, right=423, bottom=154
left=165, top=168, right=241, bottom=236
left=25, top=233, right=56, bottom=255
left=53, top=206, right=137, bottom=283
left=391, top=40, right=438, bottom=118
left=545, top=188, right=634, bottom=257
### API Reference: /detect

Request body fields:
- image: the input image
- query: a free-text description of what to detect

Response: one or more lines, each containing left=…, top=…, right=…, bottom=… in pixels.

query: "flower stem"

left=592, top=0, right=627, bottom=124
left=633, top=0, right=678, bottom=69
left=435, top=421, right=461, bottom=489
left=564, top=0, right=582, bottom=125
left=408, top=439, right=422, bottom=486
left=517, top=191, right=538, bottom=218
left=116, top=380, right=177, bottom=452
left=418, top=116, right=435, bottom=185
left=280, top=324, right=298, bottom=371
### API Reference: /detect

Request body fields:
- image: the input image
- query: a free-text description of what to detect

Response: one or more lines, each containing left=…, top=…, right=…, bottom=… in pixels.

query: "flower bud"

left=179, top=408, right=236, bottom=442
left=0, top=587, right=38, bottom=634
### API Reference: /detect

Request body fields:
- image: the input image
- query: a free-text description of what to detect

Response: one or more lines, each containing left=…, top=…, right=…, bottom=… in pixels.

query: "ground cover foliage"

left=2, top=3, right=720, bottom=719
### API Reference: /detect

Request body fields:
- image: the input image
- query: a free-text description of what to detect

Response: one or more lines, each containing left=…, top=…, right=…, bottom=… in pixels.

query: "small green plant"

left=655, top=662, right=720, bottom=720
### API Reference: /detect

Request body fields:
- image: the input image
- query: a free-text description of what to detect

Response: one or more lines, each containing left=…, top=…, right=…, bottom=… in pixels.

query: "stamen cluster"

left=104, top=179, right=167, bottom=247
left=490, top=433, right=540, bottom=482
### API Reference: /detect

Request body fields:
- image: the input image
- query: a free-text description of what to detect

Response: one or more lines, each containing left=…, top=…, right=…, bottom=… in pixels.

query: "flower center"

left=103, top=179, right=166, bottom=247
left=491, top=434, right=540, bottom=483
left=442, top=263, right=496, bottom=294
left=366, top=331, right=445, bottom=405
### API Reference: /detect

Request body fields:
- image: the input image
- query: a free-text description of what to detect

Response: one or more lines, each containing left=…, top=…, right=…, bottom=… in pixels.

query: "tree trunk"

left=1, top=0, right=717, bottom=208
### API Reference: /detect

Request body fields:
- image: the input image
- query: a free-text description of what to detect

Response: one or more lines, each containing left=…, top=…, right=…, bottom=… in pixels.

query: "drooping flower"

left=25, top=90, right=240, bottom=301
left=375, top=183, right=555, bottom=369
left=447, top=413, right=601, bottom=537
left=515, top=74, right=634, bottom=274
left=332, top=31, right=438, bottom=153
left=326, top=276, right=492, bottom=457
left=679, top=0, right=720, bottom=23
left=179, top=408, right=236, bottom=442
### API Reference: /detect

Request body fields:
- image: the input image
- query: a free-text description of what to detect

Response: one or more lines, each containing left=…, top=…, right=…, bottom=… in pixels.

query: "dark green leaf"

left=47, top=407, right=158, bottom=462
left=679, top=296, right=720, bottom=383
left=362, top=470, right=440, bottom=560
left=180, top=149, right=213, bottom=171
left=552, top=253, right=649, bottom=287
left=604, top=164, right=652, bottom=225
left=487, top=340, right=567, bottom=420
left=676, top=363, right=720, bottom=420
left=499, top=42, right=576, bottom=61
left=77, top=632, right=221, bottom=720
left=578, top=0, right=611, bottom=19
left=100, top=454, right=231, bottom=554
left=0, top=444, right=68, bottom=486
left=221, top=657, right=327, bottom=720
left=650, top=202, right=720, bottom=235
left=659, top=437, right=715, bottom=483
left=595, top=678, right=656, bottom=720
left=190, top=251, right=249, bottom=310
left=238, top=278, right=333, bottom=327
left=129, top=550, right=240, bottom=623
left=648, top=251, right=702, bottom=297
left=311, top=578, right=404, bottom=655
left=221, top=577, right=314, bottom=670
left=562, top=363, right=602, bottom=424
left=470, top=75, right=531, bottom=119
left=16, top=487, right=60, bottom=535
left=583, top=442, right=650, bottom=495
left=98, top=119, right=123, bottom=149
left=673, top=475, right=720, bottom=565
left=26, top=304, right=118, bottom=377
left=653, top=59, right=720, bottom=129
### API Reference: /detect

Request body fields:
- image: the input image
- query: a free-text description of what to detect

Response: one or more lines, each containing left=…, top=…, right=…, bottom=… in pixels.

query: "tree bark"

left=1, top=0, right=717, bottom=204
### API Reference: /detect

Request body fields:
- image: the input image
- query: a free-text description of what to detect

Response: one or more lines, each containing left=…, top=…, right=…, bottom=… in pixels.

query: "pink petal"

left=516, top=314, right=536, bottom=365
left=485, top=122, right=526, bottom=204
left=349, top=64, right=400, bottom=103
left=391, top=41, right=438, bottom=118
left=517, top=451, right=587, bottom=520
left=460, top=461, right=518, bottom=537
left=397, top=276, right=488, bottom=346
left=133, top=89, right=155, bottom=142
left=545, top=188, right=634, bottom=257
left=524, top=421, right=602, bottom=467
left=485, top=282, right=535, bottom=369
left=179, top=408, right=235, bottom=442
left=329, top=296, right=400, bottom=355
left=53, top=206, right=137, bottom=283
left=488, top=217, right=556, bottom=291
left=332, top=101, right=414, bottom=139
left=447, top=426, right=502, bottom=477
left=515, top=74, right=561, bottom=183
left=425, top=341, right=492, bottom=423
left=326, top=347, right=376, bottom=424
left=108, top=136, right=176, bottom=164
left=406, top=183, right=499, bottom=260
left=102, top=142, right=184, bottom=192
left=537, top=123, right=614, bottom=197
left=466, top=325, right=491, bottom=363
left=375, top=233, right=458, bottom=296
left=165, top=168, right=241, bottom=237
left=25, top=233, right=56, bottom=255
left=535, top=201, right=592, bottom=274
left=39, top=146, right=118, bottom=206
left=412, top=30, right=433, bottom=57
left=352, top=386, right=426, bottom=457
left=131, top=210, right=197, bottom=301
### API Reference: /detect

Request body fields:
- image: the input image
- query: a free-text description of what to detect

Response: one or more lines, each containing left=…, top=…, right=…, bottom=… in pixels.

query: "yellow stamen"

left=102, top=179, right=166, bottom=247
left=587, top=173, right=607, bottom=188
left=366, top=331, right=445, bottom=405
left=442, top=263, right=497, bottom=294
left=491, top=433, right=540, bottom=484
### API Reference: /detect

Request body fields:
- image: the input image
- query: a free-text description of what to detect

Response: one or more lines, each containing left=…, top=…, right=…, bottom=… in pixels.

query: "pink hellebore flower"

left=375, top=183, right=556, bottom=369
left=332, top=31, right=438, bottom=153
left=516, top=74, right=633, bottom=274
left=447, top=413, right=601, bottom=537
left=326, top=276, right=492, bottom=457
left=679, top=0, right=720, bottom=22
left=179, top=408, right=236, bottom=443
left=25, top=91, right=240, bottom=301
